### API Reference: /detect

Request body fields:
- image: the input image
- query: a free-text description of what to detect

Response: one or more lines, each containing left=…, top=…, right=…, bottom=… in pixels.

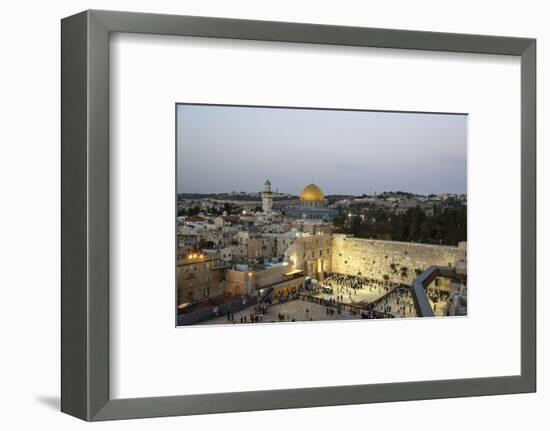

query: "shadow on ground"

left=36, top=395, right=60, bottom=411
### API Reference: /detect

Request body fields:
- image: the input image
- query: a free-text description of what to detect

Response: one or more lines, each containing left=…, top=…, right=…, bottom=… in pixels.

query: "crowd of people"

left=221, top=292, right=359, bottom=324
left=372, top=286, right=416, bottom=318
left=316, top=274, right=452, bottom=318
left=323, top=273, right=369, bottom=290
left=427, top=286, right=451, bottom=315
left=214, top=273, right=448, bottom=324
left=361, top=310, right=394, bottom=319
left=223, top=302, right=272, bottom=324
left=319, top=273, right=409, bottom=305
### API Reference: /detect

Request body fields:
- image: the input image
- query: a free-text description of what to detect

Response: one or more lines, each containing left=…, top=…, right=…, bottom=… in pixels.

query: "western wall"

left=331, top=234, right=466, bottom=284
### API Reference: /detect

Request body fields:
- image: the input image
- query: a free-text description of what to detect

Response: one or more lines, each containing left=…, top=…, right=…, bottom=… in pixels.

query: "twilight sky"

left=177, top=104, right=467, bottom=195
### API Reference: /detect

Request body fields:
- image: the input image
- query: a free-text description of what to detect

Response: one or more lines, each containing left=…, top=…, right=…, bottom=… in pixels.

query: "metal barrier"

left=296, top=293, right=393, bottom=318
left=368, top=283, right=409, bottom=308
left=177, top=296, right=258, bottom=326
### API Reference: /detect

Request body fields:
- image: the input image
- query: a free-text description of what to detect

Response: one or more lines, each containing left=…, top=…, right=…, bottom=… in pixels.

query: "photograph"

left=176, top=104, right=468, bottom=326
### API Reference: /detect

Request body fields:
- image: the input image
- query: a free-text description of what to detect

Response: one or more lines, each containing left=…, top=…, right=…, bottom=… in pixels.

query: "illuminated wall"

left=331, top=234, right=466, bottom=284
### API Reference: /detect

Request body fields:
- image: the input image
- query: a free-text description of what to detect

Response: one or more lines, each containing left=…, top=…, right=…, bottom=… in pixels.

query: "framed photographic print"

left=61, top=9, right=536, bottom=421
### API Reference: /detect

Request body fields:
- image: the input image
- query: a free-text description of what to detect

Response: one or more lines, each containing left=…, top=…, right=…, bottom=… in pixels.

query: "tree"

left=339, top=203, right=466, bottom=246
left=188, top=205, right=201, bottom=216
left=351, top=215, right=362, bottom=237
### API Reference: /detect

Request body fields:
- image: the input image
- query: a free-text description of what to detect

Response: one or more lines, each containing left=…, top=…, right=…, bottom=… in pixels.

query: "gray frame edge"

left=61, top=10, right=110, bottom=421
left=60, top=9, right=536, bottom=422
left=61, top=10, right=88, bottom=420
left=520, top=40, right=536, bottom=390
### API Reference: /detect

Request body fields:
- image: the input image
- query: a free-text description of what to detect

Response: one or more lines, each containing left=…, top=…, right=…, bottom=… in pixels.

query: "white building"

left=261, top=179, right=274, bottom=212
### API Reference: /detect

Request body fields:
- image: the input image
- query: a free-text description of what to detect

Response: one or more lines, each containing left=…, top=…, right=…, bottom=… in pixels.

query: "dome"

left=300, top=183, right=324, bottom=202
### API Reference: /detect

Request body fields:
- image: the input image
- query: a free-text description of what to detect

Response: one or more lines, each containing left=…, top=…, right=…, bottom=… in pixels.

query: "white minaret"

left=261, top=179, right=273, bottom=213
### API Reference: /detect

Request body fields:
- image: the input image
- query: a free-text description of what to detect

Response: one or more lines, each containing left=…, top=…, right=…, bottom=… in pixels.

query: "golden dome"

left=300, top=183, right=324, bottom=202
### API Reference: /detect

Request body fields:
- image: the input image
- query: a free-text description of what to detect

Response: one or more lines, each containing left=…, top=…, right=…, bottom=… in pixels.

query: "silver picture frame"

left=61, top=9, right=536, bottom=421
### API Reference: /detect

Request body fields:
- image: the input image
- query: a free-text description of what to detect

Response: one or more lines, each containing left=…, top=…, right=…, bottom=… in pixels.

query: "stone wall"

left=225, top=263, right=290, bottom=296
left=331, top=234, right=466, bottom=284
left=284, top=235, right=332, bottom=279
left=232, top=233, right=278, bottom=260
left=177, top=256, right=226, bottom=305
